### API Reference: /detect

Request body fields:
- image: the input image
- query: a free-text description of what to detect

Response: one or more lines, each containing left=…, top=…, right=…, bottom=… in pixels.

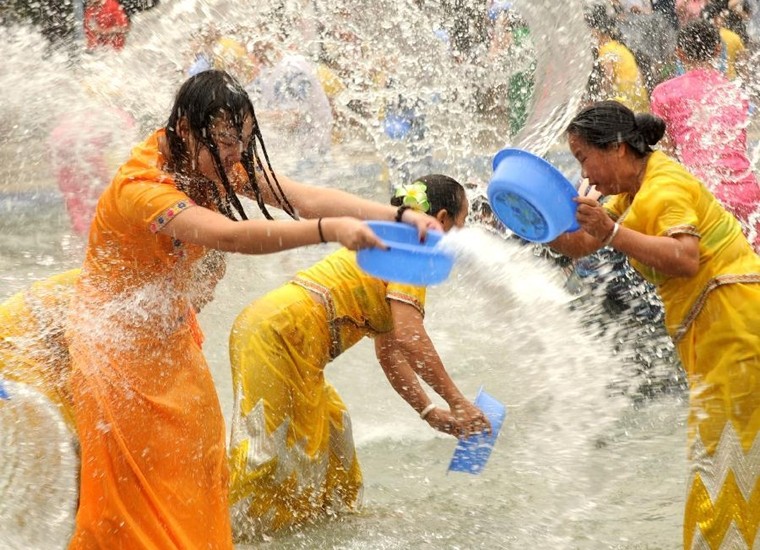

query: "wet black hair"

left=390, top=174, right=467, bottom=219
left=566, top=100, right=666, bottom=157
left=678, top=19, right=721, bottom=61
left=585, top=4, right=621, bottom=40
left=165, top=70, right=296, bottom=221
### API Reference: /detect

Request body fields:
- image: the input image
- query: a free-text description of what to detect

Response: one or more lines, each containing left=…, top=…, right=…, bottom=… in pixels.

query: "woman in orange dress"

left=65, top=69, right=440, bottom=549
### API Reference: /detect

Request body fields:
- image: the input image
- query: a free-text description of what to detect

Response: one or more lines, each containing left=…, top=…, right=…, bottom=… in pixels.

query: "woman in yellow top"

left=228, top=174, right=490, bottom=540
left=704, top=0, right=749, bottom=80
left=551, top=100, right=760, bottom=549
left=586, top=5, right=650, bottom=112
left=65, top=70, right=441, bottom=550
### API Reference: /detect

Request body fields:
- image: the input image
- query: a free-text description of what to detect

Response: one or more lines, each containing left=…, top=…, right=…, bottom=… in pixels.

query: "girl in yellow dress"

left=551, top=100, right=760, bottom=549
left=65, top=70, right=441, bottom=549
left=228, top=174, right=490, bottom=540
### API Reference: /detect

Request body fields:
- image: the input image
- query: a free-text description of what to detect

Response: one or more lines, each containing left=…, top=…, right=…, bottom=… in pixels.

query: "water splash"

left=0, top=380, right=77, bottom=547
left=510, top=0, right=592, bottom=157
left=0, top=0, right=691, bottom=548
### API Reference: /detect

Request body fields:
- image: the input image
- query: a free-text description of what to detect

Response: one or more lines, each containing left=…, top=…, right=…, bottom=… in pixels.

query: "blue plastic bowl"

left=487, top=148, right=580, bottom=243
left=357, top=221, right=454, bottom=286
left=448, top=387, right=506, bottom=475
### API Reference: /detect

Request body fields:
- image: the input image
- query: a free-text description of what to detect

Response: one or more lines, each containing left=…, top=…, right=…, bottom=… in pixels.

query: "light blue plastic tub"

left=487, top=148, right=580, bottom=243
left=448, top=387, right=506, bottom=475
left=357, top=221, right=454, bottom=286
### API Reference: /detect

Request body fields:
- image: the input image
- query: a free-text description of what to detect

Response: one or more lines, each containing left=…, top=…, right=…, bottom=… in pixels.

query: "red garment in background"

left=84, top=0, right=130, bottom=51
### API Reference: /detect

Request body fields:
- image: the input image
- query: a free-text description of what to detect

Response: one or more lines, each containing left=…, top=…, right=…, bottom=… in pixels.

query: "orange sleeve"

left=114, top=181, right=195, bottom=234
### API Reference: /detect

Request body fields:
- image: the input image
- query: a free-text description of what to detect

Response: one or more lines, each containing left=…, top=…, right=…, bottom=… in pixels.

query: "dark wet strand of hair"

left=234, top=103, right=295, bottom=221
left=240, top=147, right=274, bottom=220
left=250, top=122, right=298, bottom=220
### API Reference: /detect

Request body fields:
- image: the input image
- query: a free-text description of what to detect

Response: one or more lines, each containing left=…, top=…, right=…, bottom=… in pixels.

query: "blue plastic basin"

left=487, top=148, right=580, bottom=243
left=356, top=221, right=454, bottom=286
left=448, top=387, right=506, bottom=475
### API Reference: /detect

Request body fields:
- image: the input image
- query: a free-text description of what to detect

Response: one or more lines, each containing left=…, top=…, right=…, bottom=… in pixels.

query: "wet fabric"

left=0, top=269, right=80, bottom=428
left=66, top=130, right=233, bottom=549
left=650, top=67, right=760, bottom=251
left=228, top=248, right=425, bottom=539
left=605, top=151, right=760, bottom=340
left=678, top=283, right=760, bottom=549
left=605, top=151, right=760, bottom=548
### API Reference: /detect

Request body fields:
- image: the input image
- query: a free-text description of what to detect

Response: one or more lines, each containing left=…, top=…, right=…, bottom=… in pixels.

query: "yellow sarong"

left=0, top=269, right=80, bottom=428
left=229, top=248, right=425, bottom=539
left=606, top=151, right=760, bottom=549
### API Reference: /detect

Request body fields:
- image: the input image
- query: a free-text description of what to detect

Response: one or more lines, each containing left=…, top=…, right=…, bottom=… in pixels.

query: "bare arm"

left=374, top=300, right=490, bottom=436
left=247, top=168, right=443, bottom=236
left=606, top=225, right=700, bottom=277
left=373, top=336, right=461, bottom=437
left=551, top=196, right=700, bottom=277
left=549, top=228, right=606, bottom=258
left=159, top=204, right=385, bottom=253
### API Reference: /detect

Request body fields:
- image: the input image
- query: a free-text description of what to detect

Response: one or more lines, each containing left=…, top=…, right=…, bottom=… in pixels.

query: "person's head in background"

left=677, top=18, right=722, bottom=65
left=703, top=0, right=751, bottom=41
left=391, top=174, right=468, bottom=232
left=210, top=36, right=259, bottom=83
left=585, top=4, right=622, bottom=43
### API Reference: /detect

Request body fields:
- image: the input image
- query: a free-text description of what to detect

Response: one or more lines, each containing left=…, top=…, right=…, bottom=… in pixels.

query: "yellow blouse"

left=598, top=39, right=650, bottom=112
left=605, top=151, right=760, bottom=341
left=291, top=248, right=426, bottom=359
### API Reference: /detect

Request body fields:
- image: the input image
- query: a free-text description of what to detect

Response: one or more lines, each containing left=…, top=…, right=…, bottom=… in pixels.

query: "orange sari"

left=66, top=130, right=232, bottom=549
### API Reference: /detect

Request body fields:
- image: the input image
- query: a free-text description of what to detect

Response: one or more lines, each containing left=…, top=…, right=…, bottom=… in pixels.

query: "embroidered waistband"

left=674, top=273, right=760, bottom=343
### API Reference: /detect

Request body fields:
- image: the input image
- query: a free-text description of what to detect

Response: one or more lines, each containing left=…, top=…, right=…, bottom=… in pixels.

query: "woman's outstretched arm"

left=160, top=204, right=385, bottom=254
left=374, top=300, right=491, bottom=437
left=246, top=169, right=443, bottom=237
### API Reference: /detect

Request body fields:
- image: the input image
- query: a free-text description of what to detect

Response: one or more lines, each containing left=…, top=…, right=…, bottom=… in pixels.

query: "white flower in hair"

left=393, top=182, right=430, bottom=213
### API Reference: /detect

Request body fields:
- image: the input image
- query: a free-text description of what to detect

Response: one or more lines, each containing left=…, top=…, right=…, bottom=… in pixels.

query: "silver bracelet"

left=601, top=222, right=620, bottom=247
left=420, top=403, right=436, bottom=420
